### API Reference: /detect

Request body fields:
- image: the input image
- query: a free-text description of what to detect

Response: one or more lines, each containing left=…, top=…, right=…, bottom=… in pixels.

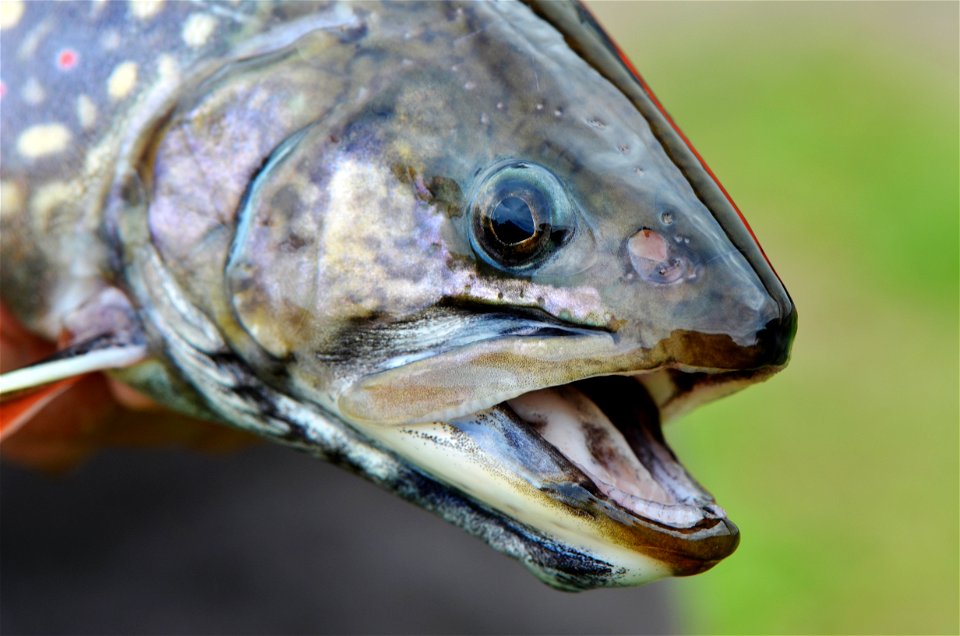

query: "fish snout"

left=752, top=295, right=797, bottom=368
left=620, top=226, right=797, bottom=372
left=694, top=260, right=796, bottom=372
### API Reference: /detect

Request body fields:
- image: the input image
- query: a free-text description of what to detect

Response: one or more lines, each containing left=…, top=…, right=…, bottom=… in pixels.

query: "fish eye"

left=469, top=161, right=574, bottom=271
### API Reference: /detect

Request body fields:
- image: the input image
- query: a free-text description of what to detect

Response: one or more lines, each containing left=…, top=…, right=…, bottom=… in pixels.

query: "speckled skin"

left=0, top=1, right=795, bottom=589
left=1, top=0, right=340, bottom=332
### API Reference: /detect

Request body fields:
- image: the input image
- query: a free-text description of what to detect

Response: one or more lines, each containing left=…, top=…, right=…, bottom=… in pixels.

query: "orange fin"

left=0, top=377, right=81, bottom=441
left=0, top=337, right=147, bottom=441
left=1, top=372, right=258, bottom=472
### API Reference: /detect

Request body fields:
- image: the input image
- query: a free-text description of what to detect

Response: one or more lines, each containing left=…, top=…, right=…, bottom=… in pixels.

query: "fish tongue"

left=508, top=385, right=675, bottom=508
left=447, top=377, right=721, bottom=529
left=575, top=376, right=719, bottom=513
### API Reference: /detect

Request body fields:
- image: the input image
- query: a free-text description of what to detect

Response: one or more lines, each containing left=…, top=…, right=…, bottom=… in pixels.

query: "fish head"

left=136, top=1, right=795, bottom=589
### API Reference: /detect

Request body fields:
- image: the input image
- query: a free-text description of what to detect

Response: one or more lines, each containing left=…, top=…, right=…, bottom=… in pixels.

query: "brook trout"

left=0, top=1, right=796, bottom=589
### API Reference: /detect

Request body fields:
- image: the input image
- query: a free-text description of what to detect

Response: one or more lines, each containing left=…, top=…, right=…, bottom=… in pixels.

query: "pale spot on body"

left=17, top=19, right=53, bottom=60
left=1, top=181, right=25, bottom=215
left=83, top=139, right=114, bottom=177
left=129, top=0, right=164, bottom=21
left=77, top=94, right=97, bottom=130
left=0, top=1, right=24, bottom=30
left=107, top=61, right=138, bottom=101
left=157, top=54, right=179, bottom=85
left=17, top=123, right=72, bottom=159
left=182, top=13, right=218, bottom=48
left=101, top=29, right=121, bottom=51
left=23, top=77, right=45, bottom=105
left=30, top=180, right=79, bottom=221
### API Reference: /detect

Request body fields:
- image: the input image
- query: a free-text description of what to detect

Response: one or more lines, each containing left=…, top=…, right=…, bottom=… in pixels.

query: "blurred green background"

left=589, top=2, right=958, bottom=634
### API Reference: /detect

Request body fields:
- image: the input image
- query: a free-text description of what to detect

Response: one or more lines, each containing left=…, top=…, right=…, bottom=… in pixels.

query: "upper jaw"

left=333, top=287, right=797, bottom=427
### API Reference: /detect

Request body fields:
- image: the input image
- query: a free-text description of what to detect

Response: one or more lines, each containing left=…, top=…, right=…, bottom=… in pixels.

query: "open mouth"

left=428, top=368, right=741, bottom=581
left=507, top=375, right=726, bottom=530
left=333, top=310, right=751, bottom=582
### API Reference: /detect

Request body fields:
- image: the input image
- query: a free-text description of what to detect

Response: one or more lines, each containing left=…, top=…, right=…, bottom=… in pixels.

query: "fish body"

left=1, top=1, right=796, bottom=589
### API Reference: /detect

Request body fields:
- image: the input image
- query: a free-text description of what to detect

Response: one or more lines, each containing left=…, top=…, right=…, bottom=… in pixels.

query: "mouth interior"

left=506, top=375, right=723, bottom=529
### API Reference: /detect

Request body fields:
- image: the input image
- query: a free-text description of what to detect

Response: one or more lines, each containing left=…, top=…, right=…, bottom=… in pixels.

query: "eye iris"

left=468, top=160, right=574, bottom=271
left=489, top=196, right=537, bottom=245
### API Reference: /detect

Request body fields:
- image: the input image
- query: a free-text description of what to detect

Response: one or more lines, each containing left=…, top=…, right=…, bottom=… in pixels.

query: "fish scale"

left=0, top=0, right=795, bottom=590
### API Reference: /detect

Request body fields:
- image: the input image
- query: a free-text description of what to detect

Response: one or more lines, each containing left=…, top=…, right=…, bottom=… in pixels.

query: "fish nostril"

left=627, top=228, right=694, bottom=285
left=627, top=228, right=667, bottom=262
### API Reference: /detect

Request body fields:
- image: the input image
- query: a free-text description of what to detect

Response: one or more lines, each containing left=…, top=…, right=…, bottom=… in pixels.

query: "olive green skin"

left=1, top=1, right=795, bottom=589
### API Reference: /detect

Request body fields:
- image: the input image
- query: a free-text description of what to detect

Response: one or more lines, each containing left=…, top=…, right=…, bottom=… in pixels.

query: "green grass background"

left=588, top=2, right=959, bottom=634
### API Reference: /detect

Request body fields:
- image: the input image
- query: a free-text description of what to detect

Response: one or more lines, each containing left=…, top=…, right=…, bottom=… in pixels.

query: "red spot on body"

left=57, top=49, right=78, bottom=71
left=0, top=82, right=6, bottom=100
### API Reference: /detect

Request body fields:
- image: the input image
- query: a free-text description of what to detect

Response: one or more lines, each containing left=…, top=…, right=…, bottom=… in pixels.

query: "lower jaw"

left=353, top=374, right=738, bottom=583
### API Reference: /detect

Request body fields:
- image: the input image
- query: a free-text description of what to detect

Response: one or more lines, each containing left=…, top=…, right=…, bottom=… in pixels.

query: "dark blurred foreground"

left=1, top=445, right=676, bottom=635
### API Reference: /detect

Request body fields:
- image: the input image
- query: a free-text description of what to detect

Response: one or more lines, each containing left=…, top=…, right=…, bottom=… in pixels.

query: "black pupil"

left=490, top=196, right=537, bottom=245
